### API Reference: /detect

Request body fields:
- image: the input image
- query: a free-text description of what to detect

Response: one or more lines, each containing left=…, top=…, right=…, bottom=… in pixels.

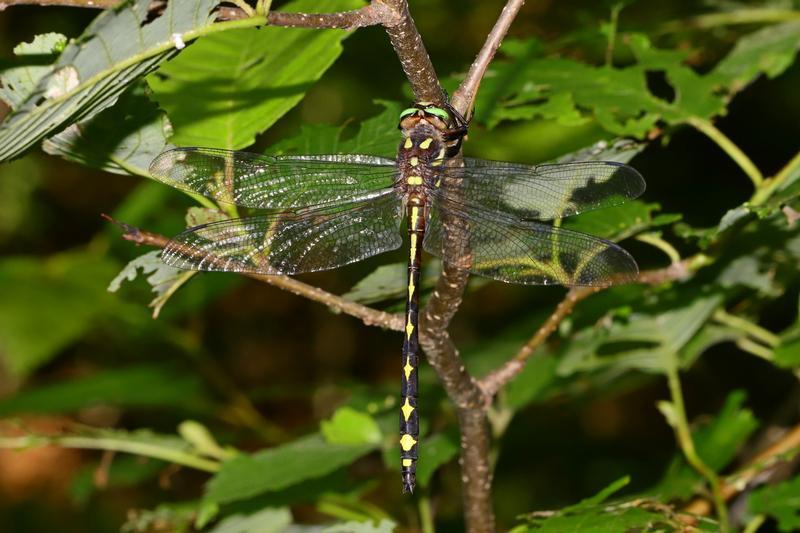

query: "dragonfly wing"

left=163, top=191, right=404, bottom=275
left=423, top=198, right=638, bottom=286
left=149, top=147, right=397, bottom=209
left=437, top=159, right=645, bottom=220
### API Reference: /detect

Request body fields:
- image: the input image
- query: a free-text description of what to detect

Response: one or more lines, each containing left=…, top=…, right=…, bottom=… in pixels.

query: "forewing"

left=162, top=191, right=404, bottom=275
left=149, top=147, right=397, bottom=209
left=423, top=199, right=638, bottom=286
left=437, top=160, right=645, bottom=220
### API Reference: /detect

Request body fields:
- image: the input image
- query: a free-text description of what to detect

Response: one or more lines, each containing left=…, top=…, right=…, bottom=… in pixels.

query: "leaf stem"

left=712, top=308, right=780, bottom=348
left=665, top=364, right=729, bottom=531
left=230, top=0, right=254, bottom=17
left=635, top=232, right=681, bottom=264
left=418, top=496, right=435, bottom=533
left=687, top=117, right=763, bottom=188
left=751, top=149, right=800, bottom=205
left=604, top=3, right=623, bottom=66
left=0, top=434, right=220, bottom=472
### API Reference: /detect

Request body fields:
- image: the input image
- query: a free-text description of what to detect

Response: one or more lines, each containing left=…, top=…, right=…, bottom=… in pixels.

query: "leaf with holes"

left=0, top=0, right=220, bottom=161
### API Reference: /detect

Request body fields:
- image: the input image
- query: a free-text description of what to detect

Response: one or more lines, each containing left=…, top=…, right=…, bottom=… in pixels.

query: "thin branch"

left=379, top=0, right=445, bottom=103
left=457, top=409, right=496, bottom=533
left=480, top=258, right=699, bottom=397
left=451, top=0, right=526, bottom=117
left=684, top=423, right=800, bottom=516
left=104, top=217, right=404, bottom=332
left=267, top=2, right=397, bottom=29
left=0, top=0, right=119, bottom=8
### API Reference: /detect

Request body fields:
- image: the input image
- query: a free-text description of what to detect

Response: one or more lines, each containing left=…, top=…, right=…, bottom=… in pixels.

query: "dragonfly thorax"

left=396, top=122, right=446, bottom=191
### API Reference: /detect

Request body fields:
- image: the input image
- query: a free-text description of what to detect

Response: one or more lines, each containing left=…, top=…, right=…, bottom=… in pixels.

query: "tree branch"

left=451, top=0, right=526, bottom=118
left=378, top=0, right=445, bottom=103
left=104, top=217, right=404, bottom=331
left=479, top=258, right=698, bottom=397
left=267, top=2, right=398, bottom=29
left=0, top=0, right=119, bottom=9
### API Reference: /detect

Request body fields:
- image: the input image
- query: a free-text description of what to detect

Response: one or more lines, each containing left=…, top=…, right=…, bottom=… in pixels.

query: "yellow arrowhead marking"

left=406, top=317, right=414, bottom=339
left=420, top=137, right=433, bottom=149
left=400, top=433, right=417, bottom=451
left=401, top=397, right=415, bottom=421
left=402, top=458, right=413, bottom=467
left=408, top=278, right=415, bottom=300
left=403, top=358, right=414, bottom=380
left=404, top=137, right=413, bottom=149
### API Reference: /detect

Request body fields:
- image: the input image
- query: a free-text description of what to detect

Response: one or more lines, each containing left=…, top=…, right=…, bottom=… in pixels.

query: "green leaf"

left=515, top=476, right=711, bottom=532
left=148, top=0, right=363, bottom=150
left=557, top=294, right=723, bottom=376
left=652, top=390, right=758, bottom=500
left=205, top=435, right=377, bottom=504
left=0, top=252, right=122, bottom=378
left=0, top=364, right=209, bottom=416
left=42, top=83, right=172, bottom=177
left=415, top=432, right=459, bottom=488
left=108, top=250, right=196, bottom=319
left=0, top=33, right=67, bottom=109
left=342, top=260, right=441, bottom=305
left=324, top=519, right=397, bottom=532
left=749, top=475, right=800, bottom=532
left=207, top=507, right=292, bottom=533
left=268, top=100, right=403, bottom=158
left=0, top=0, right=220, bottom=161
left=320, top=407, right=383, bottom=446
left=475, top=34, right=724, bottom=136
left=712, top=20, right=800, bottom=94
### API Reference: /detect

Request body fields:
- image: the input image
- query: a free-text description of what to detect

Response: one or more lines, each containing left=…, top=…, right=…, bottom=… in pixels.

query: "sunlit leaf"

left=208, top=507, right=292, bottom=533
left=148, top=0, right=363, bottom=150
left=0, top=0, right=219, bottom=161
left=321, top=407, right=383, bottom=446
left=0, top=33, right=67, bottom=109
left=416, top=432, right=459, bottom=488
left=268, top=100, right=403, bottom=157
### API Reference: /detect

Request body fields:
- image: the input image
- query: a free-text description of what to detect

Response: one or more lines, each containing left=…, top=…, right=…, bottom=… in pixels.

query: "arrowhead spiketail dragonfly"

left=149, top=102, right=645, bottom=493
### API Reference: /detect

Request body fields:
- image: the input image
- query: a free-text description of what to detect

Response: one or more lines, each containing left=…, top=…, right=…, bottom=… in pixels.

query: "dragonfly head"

left=398, top=102, right=455, bottom=132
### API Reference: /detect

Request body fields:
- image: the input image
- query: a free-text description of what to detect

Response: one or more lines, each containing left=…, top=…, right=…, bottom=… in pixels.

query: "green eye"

left=425, top=107, right=450, bottom=120
left=399, top=108, right=418, bottom=118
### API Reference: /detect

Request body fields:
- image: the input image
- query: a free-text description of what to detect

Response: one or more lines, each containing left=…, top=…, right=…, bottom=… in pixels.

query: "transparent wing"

left=162, top=191, right=404, bottom=275
left=423, top=198, right=638, bottom=287
left=149, top=147, right=397, bottom=209
left=436, top=159, right=645, bottom=220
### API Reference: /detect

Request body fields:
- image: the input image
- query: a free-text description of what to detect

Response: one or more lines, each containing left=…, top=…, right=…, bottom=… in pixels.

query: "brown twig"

left=451, top=0, right=527, bottom=118
left=479, top=258, right=698, bottom=397
left=684, top=423, right=800, bottom=516
left=0, top=0, right=119, bottom=8
left=103, top=216, right=404, bottom=331
left=267, top=2, right=398, bottom=29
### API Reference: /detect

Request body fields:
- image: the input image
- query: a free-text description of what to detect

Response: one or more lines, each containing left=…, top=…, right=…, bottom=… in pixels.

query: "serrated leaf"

left=749, top=475, right=800, bottom=532
left=712, top=20, right=800, bottom=94
left=0, top=252, right=122, bottom=378
left=205, top=435, right=376, bottom=504
left=0, top=364, right=209, bottom=415
left=0, top=0, right=219, bottom=161
left=108, top=250, right=195, bottom=318
left=557, top=294, right=723, bottom=376
left=42, top=83, right=172, bottom=176
left=148, top=0, right=363, bottom=150
left=0, top=33, right=67, bottom=109
left=320, top=407, right=382, bottom=446
left=268, top=100, right=403, bottom=157
left=475, top=34, right=723, bottom=135
left=208, top=507, right=292, bottom=533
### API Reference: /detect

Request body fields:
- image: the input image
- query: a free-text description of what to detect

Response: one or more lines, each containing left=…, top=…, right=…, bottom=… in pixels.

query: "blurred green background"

left=0, top=1, right=799, bottom=531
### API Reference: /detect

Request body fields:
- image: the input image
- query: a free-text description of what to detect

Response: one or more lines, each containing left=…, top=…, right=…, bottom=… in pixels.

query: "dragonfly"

left=148, top=102, right=645, bottom=494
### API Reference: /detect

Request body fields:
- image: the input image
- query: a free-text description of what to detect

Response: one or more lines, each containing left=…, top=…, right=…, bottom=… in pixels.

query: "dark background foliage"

left=0, top=1, right=799, bottom=531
